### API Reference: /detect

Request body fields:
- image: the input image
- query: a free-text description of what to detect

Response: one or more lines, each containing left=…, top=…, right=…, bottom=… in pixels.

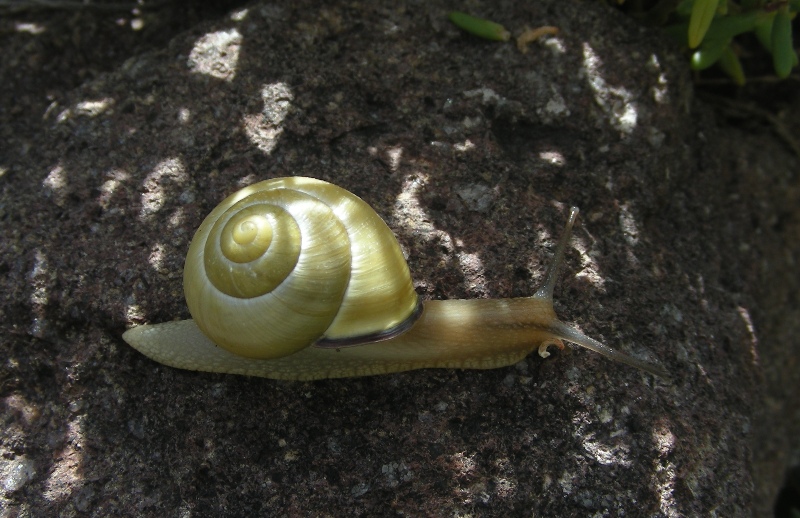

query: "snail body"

left=123, top=177, right=667, bottom=380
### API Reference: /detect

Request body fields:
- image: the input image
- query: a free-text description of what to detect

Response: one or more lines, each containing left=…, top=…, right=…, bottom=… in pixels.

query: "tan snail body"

left=123, top=177, right=667, bottom=380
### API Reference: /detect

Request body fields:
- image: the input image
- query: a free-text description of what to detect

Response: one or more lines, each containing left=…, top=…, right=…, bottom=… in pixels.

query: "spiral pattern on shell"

left=183, top=177, right=419, bottom=359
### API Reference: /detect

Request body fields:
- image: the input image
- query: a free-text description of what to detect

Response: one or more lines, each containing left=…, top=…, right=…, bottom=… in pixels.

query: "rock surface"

left=1, top=0, right=798, bottom=516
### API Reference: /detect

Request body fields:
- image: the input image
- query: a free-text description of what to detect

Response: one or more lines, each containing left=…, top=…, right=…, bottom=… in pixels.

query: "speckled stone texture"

left=1, top=0, right=799, bottom=516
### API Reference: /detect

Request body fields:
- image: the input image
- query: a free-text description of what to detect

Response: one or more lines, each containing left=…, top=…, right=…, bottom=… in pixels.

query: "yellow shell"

left=183, top=177, right=419, bottom=359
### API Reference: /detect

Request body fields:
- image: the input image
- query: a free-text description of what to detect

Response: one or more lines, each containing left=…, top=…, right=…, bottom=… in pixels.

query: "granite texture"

left=1, top=0, right=799, bottom=516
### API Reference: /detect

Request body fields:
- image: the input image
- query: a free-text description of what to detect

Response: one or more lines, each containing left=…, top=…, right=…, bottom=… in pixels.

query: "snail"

left=123, top=176, right=667, bottom=380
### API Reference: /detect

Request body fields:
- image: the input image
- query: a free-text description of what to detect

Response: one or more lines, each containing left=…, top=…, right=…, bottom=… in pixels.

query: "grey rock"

left=1, top=0, right=797, bottom=516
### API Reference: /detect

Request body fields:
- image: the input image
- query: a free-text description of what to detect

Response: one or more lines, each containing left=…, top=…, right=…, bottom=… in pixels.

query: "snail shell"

left=183, top=176, right=420, bottom=359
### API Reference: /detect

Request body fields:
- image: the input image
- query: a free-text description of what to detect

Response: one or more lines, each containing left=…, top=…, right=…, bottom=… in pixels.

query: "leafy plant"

left=668, top=0, right=798, bottom=83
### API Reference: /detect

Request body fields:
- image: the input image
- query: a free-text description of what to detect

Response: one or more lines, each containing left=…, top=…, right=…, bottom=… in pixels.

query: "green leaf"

left=689, top=0, right=720, bottom=48
left=753, top=13, right=775, bottom=52
left=448, top=11, right=510, bottom=42
left=718, top=46, right=746, bottom=85
left=691, top=37, right=731, bottom=69
left=772, top=8, right=796, bottom=78
left=703, top=11, right=760, bottom=41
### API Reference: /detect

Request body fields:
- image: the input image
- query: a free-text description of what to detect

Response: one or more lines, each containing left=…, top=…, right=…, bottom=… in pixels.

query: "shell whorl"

left=183, top=177, right=419, bottom=359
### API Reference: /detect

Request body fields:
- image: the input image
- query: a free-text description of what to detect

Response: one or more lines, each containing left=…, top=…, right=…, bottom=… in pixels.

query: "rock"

left=1, top=0, right=797, bottom=516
